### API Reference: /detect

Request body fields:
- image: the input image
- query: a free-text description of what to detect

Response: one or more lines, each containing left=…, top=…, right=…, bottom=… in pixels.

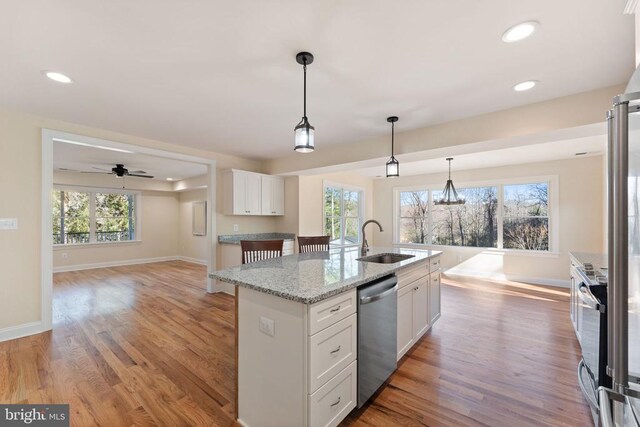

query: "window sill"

left=393, top=243, right=560, bottom=258
left=53, top=240, right=142, bottom=250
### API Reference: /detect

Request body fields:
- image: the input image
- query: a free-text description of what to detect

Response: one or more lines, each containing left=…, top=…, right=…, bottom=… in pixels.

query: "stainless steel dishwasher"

left=357, top=274, right=398, bottom=407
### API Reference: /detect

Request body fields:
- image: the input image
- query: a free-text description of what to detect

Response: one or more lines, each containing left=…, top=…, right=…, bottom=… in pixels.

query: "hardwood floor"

left=0, top=262, right=591, bottom=426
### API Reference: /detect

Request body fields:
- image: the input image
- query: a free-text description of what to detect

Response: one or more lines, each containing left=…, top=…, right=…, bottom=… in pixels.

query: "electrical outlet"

left=233, top=224, right=239, bottom=232
left=61, top=253, right=68, bottom=259
left=259, top=316, right=275, bottom=337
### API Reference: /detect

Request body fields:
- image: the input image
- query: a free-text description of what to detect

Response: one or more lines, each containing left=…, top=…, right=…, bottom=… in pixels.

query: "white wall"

left=372, top=155, right=605, bottom=285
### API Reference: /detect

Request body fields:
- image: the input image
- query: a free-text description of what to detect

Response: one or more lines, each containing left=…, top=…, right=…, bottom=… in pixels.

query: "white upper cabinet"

left=223, top=169, right=262, bottom=215
left=261, top=175, right=285, bottom=216
left=224, top=169, right=285, bottom=216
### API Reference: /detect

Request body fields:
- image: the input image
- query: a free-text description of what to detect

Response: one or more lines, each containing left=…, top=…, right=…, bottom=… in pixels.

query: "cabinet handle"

left=330, top=396, right=341, bottom=407
left=330, top=305, right=341, bottom=313
left=414, top=286, right=419, bottom=291
left=330, top=345, right=341, bottom=355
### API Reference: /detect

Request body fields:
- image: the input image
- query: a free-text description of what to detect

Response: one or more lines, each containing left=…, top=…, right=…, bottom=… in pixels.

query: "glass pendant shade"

left=294, top=117, right=315, bottom=153
left=386, top=156, right=399, bottom=177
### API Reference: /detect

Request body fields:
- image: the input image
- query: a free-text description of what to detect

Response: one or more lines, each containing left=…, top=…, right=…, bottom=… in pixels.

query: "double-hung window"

left=394, top=179, right=554, bottom=252
left=52, top=187, right=139, bottom=245
left=323, top=183, right=364, bottom=246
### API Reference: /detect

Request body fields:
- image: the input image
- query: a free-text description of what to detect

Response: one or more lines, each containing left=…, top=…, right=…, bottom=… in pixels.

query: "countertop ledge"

left=218, top=233, right=296, bottom=245
left=210, top=247, right=442, bottom=304
left=569, top=251, right=608, bottom=270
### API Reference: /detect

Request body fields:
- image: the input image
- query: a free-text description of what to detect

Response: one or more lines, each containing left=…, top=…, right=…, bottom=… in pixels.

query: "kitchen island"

left=210, top=246, right=442, bottom=427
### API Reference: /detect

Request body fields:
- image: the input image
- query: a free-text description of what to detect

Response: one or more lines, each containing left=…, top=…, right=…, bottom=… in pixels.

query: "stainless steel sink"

left=357, top=253, right=415, bottom=264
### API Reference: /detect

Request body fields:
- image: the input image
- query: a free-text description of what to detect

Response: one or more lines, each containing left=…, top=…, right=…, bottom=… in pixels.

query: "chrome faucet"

left=361, top=219, right=383, bottom=256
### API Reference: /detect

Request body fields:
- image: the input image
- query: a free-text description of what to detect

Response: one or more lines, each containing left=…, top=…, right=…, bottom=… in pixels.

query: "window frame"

left=392, top=175, right=559, bottom=254
left=52, top=185, right=142, bottom=247
left=322, top=180, right=365, bottom=247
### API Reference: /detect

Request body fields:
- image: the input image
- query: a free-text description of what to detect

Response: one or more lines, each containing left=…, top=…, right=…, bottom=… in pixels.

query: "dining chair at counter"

left=298, top=235, right=331, bottom=253
left=240, top=239, right=284, bottom=264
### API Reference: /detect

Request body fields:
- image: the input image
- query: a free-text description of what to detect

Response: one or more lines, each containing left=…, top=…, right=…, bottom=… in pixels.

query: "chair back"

left=240, top=240, right=284, bottom=264
left=298, top=235, right=331, bottom=253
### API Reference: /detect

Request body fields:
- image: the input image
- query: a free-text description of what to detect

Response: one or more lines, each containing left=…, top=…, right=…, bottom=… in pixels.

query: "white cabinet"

left=397, top=284, right=414, bottom=358
left=261, top=175, right=285, bottom=216
left=223, top=170, right=262, bottom=215
left=224, top=169, right=285, bottom=216
left=396, top=255, right=442, bottom=361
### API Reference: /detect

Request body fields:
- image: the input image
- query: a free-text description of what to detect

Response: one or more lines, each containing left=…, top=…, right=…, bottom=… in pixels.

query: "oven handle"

left=578, top=359, right=599, bottom=411
left=578, top=284, right=605, bottom=313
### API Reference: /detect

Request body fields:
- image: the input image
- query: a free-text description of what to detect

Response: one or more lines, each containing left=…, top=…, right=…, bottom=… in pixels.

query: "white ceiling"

left=0, top=1, right=634, bottom=160
left=53, top=141, right=207, bottom=181
left=353, top=134, right=606, bottom=178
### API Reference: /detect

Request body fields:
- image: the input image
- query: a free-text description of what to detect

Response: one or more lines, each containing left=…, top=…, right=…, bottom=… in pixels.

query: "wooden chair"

left=298, top=235, right=331, bottom=253
left=240, top=240, right=284, bottom=264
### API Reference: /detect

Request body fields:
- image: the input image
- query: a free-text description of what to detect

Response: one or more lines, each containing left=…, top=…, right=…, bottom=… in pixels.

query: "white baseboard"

left=53, top=256, right=179, bottom=273
left=176, top=256, right=208, bottom=265
left=442, top=268, right=570, bottom=288
left=0, top=321, right=47, bottom=343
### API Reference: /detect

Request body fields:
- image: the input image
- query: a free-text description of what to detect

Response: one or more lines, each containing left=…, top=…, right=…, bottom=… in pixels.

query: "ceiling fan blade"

left=81, top=171, right=112, bottom=174
left=127, top=173, right=154, bottom=179
left=128, top=170, right=147, bottom=174
left=92, top=166, right=112, bottom=172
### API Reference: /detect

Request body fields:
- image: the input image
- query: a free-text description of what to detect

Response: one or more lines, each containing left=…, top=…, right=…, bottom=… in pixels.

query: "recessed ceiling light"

left=513, top=80, right=538, bottom=92
left=502, top=21, right=539, bottom=43
left=166, top=178, right=174, bottom=181
left=43, top=71, right=73, bottom=84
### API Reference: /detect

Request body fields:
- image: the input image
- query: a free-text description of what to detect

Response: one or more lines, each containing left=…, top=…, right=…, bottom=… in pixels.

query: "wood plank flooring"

left=0, top=262, right=592, bottom=426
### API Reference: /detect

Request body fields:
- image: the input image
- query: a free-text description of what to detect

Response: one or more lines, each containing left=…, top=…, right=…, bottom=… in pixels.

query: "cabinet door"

left=245, top=173, right=262, bottom=215
left=233, top=171, right=248, bottom=215
left=261, top=176, right=273, bottom=215
left=271, top=177, right=285, bottom=215
left=397, top=285, right=414, bottom=361
left=412, top=279, right=429, bottom=339
left=429, top=273, right=441, bottom=325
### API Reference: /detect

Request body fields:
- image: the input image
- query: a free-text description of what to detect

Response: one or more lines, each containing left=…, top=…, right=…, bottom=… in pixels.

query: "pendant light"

left=294, top=52, right=315, bottom=153
left=434, top=158, right=466, bottom=205
left=385, top=116, right=399, bottom=177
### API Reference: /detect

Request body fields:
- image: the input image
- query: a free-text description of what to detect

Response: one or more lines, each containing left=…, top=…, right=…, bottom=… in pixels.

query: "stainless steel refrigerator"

left=600, top=65, right=640, bottom=426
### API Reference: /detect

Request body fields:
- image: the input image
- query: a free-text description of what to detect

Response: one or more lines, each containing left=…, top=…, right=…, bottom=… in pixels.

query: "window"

left=52, top=188, right=139, bottom=245
left=398, top=190, right=428, bottom=244
left=394, top=179, right=554, bottom=252
left=323, top=184, right=363, bottom=246
left=431, top=186, right=498, bottom=248
left=503, top=183, right=549, bottom=251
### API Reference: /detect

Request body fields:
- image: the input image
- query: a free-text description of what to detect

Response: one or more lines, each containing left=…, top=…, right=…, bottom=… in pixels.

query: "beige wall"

left=372, top=155, right=605, bottom=284
left=0, top=107, right=266, bottom=331
left=178, top=189, right=209, bottom=262
left=53, top=191, right=180, bottom=269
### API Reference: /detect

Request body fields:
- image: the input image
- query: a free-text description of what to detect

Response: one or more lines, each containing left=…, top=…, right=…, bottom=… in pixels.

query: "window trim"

left=392, top=175, right=559, bottom=253
left=52, top=185, right=142, bottom=247
left=322, top=180, right=365, bottom=247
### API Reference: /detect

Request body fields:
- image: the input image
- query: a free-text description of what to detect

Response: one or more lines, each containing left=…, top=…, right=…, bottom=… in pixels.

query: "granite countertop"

left=218, top=232, right=296, bottom=245
left=569, top=251, right=608, bottom=271
left=209, top=246, right=442, bottom=304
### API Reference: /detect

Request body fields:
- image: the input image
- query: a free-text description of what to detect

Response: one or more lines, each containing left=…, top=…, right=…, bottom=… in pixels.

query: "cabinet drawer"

left=308, top=314, right=356, bottom=394
left=429, top=256, right=441, bottom=273
left=308, top=290, right=356, bottom=335
left=397, top=260, right=428, bottom=289
left=308, top=361, right=357, bottom=427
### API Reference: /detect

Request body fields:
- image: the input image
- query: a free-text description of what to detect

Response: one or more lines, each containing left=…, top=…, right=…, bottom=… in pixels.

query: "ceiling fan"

left=83, top=164, right=154, bottom=179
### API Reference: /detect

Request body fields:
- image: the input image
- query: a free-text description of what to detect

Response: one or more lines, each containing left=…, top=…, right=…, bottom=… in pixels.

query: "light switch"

left=0, top=218, right=17, bottom=230
left=259, top=316, right=275, bottom=337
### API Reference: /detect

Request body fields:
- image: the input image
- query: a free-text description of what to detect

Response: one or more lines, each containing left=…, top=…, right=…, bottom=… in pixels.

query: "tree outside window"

left=503, top=183, right=549, bottom=250
left=398, top=190, right=428, bottom=244
left=323, top=185, right=363, bottom=246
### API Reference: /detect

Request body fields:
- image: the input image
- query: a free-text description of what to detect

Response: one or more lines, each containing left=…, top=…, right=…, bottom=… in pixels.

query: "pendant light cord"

left=448, top=158, right=451, bottom=179
left=303, top=60, right=307, bottom=119
left=391, top=121, right=395, bottom=156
